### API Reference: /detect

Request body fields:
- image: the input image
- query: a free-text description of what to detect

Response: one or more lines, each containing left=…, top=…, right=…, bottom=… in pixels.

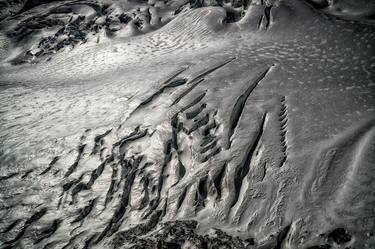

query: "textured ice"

left=0, top=0, right=374, bottom=248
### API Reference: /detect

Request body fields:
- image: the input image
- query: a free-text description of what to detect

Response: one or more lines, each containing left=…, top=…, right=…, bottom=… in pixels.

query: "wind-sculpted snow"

left=0, top=0, right=375, bottom=249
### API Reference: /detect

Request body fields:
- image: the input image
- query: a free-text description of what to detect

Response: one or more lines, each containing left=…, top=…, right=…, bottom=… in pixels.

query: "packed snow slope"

left=0, top=0, right=374, bottom=248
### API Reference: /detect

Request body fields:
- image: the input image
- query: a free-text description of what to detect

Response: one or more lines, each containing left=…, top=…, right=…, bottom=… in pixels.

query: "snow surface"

left=0, top=0, right=374, bottom=248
